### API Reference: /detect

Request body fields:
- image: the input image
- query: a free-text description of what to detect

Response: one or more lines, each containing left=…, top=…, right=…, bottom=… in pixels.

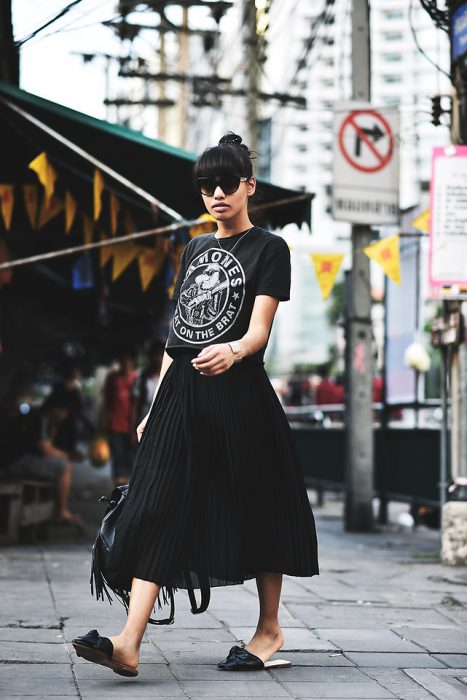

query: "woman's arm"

left=191, top=295, right=279, bottom=376
left=136, top=351, right=173, bottom=441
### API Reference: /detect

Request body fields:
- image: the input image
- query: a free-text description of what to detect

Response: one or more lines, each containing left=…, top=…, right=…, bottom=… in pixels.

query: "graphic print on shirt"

left=173, top=247, right=245, bottom=344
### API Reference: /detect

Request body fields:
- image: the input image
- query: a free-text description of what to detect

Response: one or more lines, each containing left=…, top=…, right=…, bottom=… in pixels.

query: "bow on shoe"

left=217, top=645, right=264, bottom=671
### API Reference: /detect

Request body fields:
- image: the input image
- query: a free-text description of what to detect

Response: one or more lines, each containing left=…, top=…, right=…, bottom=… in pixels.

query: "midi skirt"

left=103, top=349, right=319, bottom=622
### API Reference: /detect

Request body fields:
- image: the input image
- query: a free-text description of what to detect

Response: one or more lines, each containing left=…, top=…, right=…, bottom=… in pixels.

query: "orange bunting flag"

left=0, top=238, right=13, bottom=286
left=28, top=152, right=57, bottom=207
left=37, top=196, right=64, bottom=229
left=411, top=209, right=430, bottom=233
left=94, top=169, right=104, bottom=221
left=0, top=185, right=14, bottom=230
left=189, top=213, right=216, bottom=238
left=99, top=231, right=114, bottom=268
left=82, top=214, right=94, bottom=245
left=110, top=194, right=120, bottom=235
left=112, top=243, right=139, bottom=281
left=123, top=209, right=134, bottom=236
left=363, top=234, right=401, bottom=286
left=65, top=192, right=77, bottom=233
left=138, top=249, right=159, bottom=291
left=23, top=184, right=39, bottom=229
left=310, top=253, right=344, bottom=300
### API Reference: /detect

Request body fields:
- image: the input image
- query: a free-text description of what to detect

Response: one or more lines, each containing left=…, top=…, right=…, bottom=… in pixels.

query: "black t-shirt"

left=165, top=226, right=291, bottom=364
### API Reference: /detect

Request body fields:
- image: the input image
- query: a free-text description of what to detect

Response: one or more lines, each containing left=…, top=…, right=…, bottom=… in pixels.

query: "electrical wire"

left=409, top=0, right=451, bottom=80
left=15, top=0, right=87, bottom=46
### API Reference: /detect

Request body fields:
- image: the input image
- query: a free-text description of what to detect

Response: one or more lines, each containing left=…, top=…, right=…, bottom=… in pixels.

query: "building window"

left=383, top=32, right=403, bottom=41
left=383, top=10, right=404, bottom=20
left=383, top=53, right=402, bottom=62
left=382, top=74, right=402, bottom=83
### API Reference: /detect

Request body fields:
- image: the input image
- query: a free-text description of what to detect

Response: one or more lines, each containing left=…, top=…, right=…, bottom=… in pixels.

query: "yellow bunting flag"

left=65, top=192, right=77, bottom=233
left=0, top=185, right=14, bottom=230
left=110, top=194, right=120, bottom=235
left=99, top=231, right=114, bottom=268
left=28, top=153, right=57, bottom=207
left=411, top=209, right=430, bottom=233
left=363, top=234, right=401, bottom=285
left=310, top=253, right=344, bottom=300
left=112, top=243, right=139, bottom=281
left=123, top=209, right=134, bottom=236
left=94, top=169, right=104, bottom=221
left=189, top=213, right=216, bottom=238
left=82, top=214, right=94, bottom=245
left=138, top=249, right=160, bottom=291
left=23, top=184, right=39, bottom=229
left=37, top=196, right=64, bottom=229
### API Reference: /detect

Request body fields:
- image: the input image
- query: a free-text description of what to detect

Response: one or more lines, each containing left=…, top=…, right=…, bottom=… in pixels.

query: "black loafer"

left=217, top=644, right=291, bottom=671
left=72, top=629, right=138, bottom=677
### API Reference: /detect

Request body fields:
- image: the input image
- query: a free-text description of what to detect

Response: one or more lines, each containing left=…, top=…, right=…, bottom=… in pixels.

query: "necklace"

left=211, top=227, right=253, bottom=254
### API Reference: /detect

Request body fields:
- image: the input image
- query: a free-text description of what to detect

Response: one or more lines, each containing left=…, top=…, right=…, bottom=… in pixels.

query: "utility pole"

left=159, top=30, right=168, bottom=141
left=0, top=0, right=19, bottom=85
left=345, top=0, right=374, bottom=532
left=179, top=6, right=189, bottom=148
left=245, top=0, right=259, bottom=152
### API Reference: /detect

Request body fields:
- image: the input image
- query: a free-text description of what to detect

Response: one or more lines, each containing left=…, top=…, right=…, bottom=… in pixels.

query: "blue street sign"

left=452, top=3, right=467, bottom=62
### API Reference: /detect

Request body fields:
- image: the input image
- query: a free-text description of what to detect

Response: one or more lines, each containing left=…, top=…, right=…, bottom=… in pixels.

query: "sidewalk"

left=1, top=461, right=467, bottom=699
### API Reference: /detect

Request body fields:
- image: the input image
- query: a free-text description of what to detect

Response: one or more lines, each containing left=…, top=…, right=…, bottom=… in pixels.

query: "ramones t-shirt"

left=165, top=226, right=291, bottom=364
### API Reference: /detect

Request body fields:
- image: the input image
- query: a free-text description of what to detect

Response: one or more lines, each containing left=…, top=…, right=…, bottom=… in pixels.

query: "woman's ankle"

left=255, top=622, right=282, bottom=637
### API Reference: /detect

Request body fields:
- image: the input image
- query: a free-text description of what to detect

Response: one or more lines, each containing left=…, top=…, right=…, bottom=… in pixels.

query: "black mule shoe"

left=71, top=629, right=138, bottom=677
left=217, top=644, right=292, bottom=671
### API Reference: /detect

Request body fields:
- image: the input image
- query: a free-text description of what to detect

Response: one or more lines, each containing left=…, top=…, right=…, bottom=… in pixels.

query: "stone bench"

left=0, top=478, right=55, bottom=544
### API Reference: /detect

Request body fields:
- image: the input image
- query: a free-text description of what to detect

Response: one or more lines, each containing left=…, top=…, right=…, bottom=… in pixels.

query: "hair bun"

left=219, top=132, right=243, bottom=147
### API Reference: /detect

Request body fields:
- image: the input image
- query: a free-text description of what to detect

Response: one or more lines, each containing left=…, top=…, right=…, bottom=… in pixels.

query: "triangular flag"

left=65, top=191, right=77, bottom=233
left=0, top=185, right=14, bottom=230
left=23, top=184, right=39, bottom=229
left=94, top=169, right=104, bottom=221
left=189, top=213, right=216, bottom=238
left=123, top=209, right=134, bottom=236
left=411, top=209, right=430, bottom=233
left=363, top=234, right=401, bottom=285
left=0, top=237, right=13, bottom=286
left=37, top=195, right=64, bottom=229
left=110, top=194, right=120, bottom=235
left=112, top=243, right=139, bottom=281
left=99, top=231, right=114, bottom=268
left=28, top=152, right=57, bottom=206
left=310, top=253, right=344, bottom=300
left=138, top=249, right=159, bottom=291
left=82, top=214, right=94, bottom=246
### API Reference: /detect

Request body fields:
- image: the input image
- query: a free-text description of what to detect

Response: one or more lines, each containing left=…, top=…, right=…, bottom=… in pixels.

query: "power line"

left=409, top=0, right=451, bottom=80
left=15, top=0, right=88, bottom=46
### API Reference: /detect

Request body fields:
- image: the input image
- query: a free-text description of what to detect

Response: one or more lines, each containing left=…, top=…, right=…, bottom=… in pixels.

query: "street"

left=1, top=462, right=466, bottom=699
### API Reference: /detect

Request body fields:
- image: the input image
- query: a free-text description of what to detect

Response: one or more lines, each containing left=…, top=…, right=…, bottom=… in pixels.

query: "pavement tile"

left=344, top=652, right=445, bottom=668
left=72, top=661, right=176, bottom=680
left=396, top=626, right=467, bottom=654
left=277, top=679, right=394, bottom=697
left=314, top=628, right=421, bottom=652
left=78, top=678, right=185, bottom=697
left=145, top=626, right=235, bottom=643
left=0, top=627, right=65, bottom=643
left=433, top=653, right=467, bottom=668
left=151, top=641, right=229, bottom=665
left=0, top=641, right=70, bottom=663
left=170, top=663, right=284, bottom=681
left=177, top=680, right=291, bottom=696
left=404, top=668, right=467, bottom=700
left=0, top=663, right=73, bottom=679
left=361, top=668, right=435, bottom=699
left=0, top=677, right=77, bottom=696
left=268, top=666, right=369, bottom=682
left=276, top=651, right=356, bottom=667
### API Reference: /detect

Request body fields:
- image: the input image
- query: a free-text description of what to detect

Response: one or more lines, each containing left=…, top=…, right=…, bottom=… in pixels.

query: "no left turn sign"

left=338, top=109, right=394, bottom=173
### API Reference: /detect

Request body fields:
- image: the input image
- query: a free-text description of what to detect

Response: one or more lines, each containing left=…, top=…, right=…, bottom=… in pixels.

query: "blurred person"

left=73, top=132, right=318, bottom=677
left=132, top=341, right=165, bottom=426
left=315, top=366, right=339, bottom=405
left=103, top=348, right=138, bottom=486
left=1, top=385, right=85, bottom=528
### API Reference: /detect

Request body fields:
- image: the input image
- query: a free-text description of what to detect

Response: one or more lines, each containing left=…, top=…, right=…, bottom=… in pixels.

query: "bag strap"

left=148, top=585, right=175, bottom=625
left=185, top=571, right=211, bottom=615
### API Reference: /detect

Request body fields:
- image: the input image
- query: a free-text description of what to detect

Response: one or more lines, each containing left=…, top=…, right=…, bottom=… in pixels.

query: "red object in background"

left=316, top=378, right=341, bottom=405
left=372, top=376, right=383, bottom=403
left=103, top=370, right=137, bottom=433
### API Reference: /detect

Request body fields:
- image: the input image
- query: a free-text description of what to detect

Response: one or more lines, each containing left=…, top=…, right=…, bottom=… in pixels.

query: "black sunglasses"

left=196, top=175, right=248, bottom=196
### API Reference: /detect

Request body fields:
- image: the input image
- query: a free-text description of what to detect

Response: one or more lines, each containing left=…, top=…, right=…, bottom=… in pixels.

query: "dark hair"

left=193, top=132, right=255, bottom=180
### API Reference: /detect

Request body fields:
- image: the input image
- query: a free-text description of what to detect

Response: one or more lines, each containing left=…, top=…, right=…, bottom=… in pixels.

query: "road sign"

left=429, top=145, right=467, bottom=298
left=451, top=3, right=467, bottom=62
left=332, top=101, right=400, bottom=225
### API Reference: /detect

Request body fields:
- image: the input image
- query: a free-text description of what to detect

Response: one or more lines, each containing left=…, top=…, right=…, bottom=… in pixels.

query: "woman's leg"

left=107, top=577, right=160, bottom=668
left=244, top=572, right=285, bottom=661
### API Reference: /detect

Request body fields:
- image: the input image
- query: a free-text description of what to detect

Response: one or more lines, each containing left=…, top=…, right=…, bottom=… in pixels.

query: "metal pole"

left=179, top=6, right=189, bottom=149
left=440, top=341, right=448, bottom=509
left=245, top=0, right=259, bottom=152
left=345, top=0, right=374, bottom=531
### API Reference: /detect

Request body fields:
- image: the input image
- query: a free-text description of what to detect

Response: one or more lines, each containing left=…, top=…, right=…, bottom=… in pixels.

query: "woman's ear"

left=247, top=177, right=256, bottom=196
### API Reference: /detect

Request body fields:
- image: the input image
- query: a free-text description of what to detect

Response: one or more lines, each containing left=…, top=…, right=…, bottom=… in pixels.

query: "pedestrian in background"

left=73, top=132, right=319, bottom=677
left=132, top=340, right=165, bottom=427
left=102, top=348, right=137, bottom=486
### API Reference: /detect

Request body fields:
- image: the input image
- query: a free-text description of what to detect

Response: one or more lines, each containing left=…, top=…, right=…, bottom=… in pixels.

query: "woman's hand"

left=136, top=413, right=149, bottom=442
left=191, top=343, right=236, bottom=376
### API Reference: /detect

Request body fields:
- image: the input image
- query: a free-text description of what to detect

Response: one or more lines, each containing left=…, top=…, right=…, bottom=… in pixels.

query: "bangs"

left=193, top=145, right=252, bottom=180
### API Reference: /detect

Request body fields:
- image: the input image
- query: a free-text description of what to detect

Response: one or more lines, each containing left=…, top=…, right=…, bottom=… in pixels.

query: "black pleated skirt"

left=105, top=349, right=319, bottom=619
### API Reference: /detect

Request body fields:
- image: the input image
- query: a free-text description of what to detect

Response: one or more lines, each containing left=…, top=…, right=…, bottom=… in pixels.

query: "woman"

left=72, top=132, right=319, bottom=677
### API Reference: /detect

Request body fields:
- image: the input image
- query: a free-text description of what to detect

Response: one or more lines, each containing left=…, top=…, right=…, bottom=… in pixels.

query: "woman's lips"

left=212, top=204, right=229, bottom=211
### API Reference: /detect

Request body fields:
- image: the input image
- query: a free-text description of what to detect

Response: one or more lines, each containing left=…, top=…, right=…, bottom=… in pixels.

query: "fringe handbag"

left=90, top=484, right=210, bottom=624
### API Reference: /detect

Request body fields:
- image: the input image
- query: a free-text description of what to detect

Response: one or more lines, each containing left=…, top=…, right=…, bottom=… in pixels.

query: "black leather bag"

left=90, top=484, right=210, bottom=625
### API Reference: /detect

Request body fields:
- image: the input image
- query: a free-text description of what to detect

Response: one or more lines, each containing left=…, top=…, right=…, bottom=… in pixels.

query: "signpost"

left=333, top=102, right=400, bottom=225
